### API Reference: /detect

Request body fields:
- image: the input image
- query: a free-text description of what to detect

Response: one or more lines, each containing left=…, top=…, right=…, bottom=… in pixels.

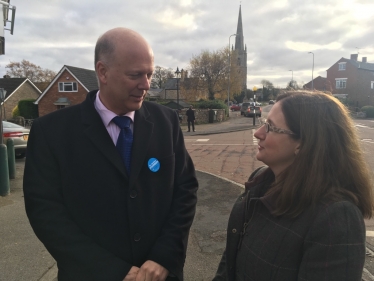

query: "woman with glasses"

left=213, top=91, right=373, bottom=281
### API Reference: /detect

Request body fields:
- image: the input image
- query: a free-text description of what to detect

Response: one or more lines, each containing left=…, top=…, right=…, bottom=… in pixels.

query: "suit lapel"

left=129, top=104, right=154, bottom=187
left=80, top=91, right=128, bottom=179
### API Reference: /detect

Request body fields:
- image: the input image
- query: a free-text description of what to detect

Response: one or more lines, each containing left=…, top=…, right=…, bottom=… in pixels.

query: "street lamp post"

left=175, top=67, right=181, bottom=109
left=308, top=52, right=314, bottom=90
left=227, top=33, right=237, bottom=112
left=0, top=87, right=10, bottom=196
left=252, top=86, right=257, bottom=126
left=0, top=88, right=6, bottom=144
left=289, top=69, right=293, bottom=82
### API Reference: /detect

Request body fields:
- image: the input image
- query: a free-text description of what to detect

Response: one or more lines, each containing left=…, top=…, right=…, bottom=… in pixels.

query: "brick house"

left=35, top=65, right=98, bottom=117
left=0, top=77, right=41, bottom=120
left=303, top=76, right=331, bottom=92
left=326, top=54, right=374, bottom=108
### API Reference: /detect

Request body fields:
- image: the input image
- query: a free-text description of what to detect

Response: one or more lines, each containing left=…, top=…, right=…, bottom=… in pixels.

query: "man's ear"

left=295, top=143, right=300, bottom=155
left=96, top=61, right=108, bottom=84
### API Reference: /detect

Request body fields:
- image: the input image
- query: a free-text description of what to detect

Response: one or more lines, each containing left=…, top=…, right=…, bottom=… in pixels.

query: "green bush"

left=193, top=100, right=229, bottom=116
left=361, top=106, right=374, bottom=118
left=12, top=105, right=20, bottom=118
left=18, top=99, right=39, bottom=119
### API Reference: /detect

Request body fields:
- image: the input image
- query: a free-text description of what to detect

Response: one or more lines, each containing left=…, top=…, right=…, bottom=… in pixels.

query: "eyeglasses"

left=262, top=121, right=295, bottom=135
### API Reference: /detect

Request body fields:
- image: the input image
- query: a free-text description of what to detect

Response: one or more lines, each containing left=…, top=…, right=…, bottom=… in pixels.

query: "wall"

left=179, top=108, right=226, bottom=125
left=38, top=70, right=89, bottom=117
left=3, top=82, right=40, bottom=120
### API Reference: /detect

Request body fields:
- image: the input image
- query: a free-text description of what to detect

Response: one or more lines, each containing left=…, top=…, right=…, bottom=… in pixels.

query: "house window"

left=56, top=105, right=66, bottom=109
left=335, top=78, right=347, bottom=89
left=338, top=62, right=346, bottom=71
left=58, top=82, right=78, bottom=92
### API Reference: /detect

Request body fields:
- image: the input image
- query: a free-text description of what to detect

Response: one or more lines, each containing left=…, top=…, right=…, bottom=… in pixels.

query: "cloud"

left=0, top=0, right=373, bottom=89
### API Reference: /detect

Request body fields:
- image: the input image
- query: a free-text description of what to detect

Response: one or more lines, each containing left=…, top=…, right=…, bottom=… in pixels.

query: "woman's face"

left=254, top=102, right=300, bottom=177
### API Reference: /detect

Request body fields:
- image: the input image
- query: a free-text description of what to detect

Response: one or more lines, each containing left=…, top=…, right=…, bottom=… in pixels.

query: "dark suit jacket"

left=24, top=90, right=198, bottom=281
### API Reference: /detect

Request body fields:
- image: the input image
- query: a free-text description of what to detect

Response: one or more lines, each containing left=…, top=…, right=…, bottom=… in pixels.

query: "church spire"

left=235, top=5, right=244, bottom=51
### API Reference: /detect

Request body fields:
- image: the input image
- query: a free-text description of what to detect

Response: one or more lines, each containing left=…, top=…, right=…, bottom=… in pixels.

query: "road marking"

left=367, top=231, right=374, bottom=237
left=192, top=144, right=254, bottom=146
left=252, top=129, right=258, bottom=145
left=362, top=139, right=374, bottom=144
left=363, top=268, right=374, bottom=281
left=196, top=139, right=209, bottom=142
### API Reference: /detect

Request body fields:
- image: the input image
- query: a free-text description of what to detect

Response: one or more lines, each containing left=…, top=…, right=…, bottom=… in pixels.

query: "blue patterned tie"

left=112, top=116, right=133, bottom=173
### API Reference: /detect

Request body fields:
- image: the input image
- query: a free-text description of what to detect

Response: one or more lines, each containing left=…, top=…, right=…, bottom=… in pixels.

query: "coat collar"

left=244, top=168, right=278, bottom=214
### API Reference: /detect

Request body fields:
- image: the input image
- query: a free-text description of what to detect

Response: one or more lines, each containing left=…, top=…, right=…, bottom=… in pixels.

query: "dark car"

left=2, top=121, right=30, bottom=158
left=230, top=103, right=241, bottom=111
left=241, top=102, right=262, bottom=117
left=269, top=100, right=275, bottom=105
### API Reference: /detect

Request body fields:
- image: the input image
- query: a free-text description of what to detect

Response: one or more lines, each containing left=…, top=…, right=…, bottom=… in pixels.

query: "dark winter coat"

left=213, top=167, right=366, bottom=281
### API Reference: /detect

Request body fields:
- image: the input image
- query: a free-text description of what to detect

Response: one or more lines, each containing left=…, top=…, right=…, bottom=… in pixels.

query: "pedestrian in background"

left=24, top=27, right=198, bottom=281
left=186, top=105, right=195, bottom=132
left=214, top=91, right=373, bottom=281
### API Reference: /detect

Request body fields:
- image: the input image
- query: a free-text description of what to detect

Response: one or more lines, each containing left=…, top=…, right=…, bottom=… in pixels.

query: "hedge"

left=18, top=99, right=38, bottom=119
left=361, top=106, right=374, bottom=118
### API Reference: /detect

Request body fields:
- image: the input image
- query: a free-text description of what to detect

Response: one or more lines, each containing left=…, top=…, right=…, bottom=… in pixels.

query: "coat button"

left=232, top=228, right=237, bottom=233
left=130, top=189, right=137, bottom=198
left=134, top=233, right=141, bottom=242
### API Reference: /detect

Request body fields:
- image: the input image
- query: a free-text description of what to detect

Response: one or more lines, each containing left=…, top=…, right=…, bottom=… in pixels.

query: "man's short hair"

left=94, top=36, right=116, bottom=68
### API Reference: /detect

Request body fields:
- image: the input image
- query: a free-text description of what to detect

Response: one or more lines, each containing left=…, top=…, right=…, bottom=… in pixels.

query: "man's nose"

left=139, top=75, right=151, bottom=90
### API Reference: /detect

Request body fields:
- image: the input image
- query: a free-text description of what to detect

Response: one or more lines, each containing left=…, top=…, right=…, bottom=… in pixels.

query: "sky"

left=0, top=0, right=373, bottom=89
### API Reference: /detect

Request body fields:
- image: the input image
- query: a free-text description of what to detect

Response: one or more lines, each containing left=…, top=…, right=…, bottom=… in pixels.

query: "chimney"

left=350, top=54, right=358, bottom=61
left=362, top=57, right=367, bottom=63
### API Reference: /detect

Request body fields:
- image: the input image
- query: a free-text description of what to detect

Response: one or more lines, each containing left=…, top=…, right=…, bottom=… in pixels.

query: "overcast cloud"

left=1, top=0, right=373, bottom=89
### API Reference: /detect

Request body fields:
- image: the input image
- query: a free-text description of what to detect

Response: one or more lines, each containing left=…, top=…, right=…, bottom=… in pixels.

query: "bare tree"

left=5, top=59, right=57, bottom=83
left=150, top=66, right=174, bottom=89
left=187, top=47, right=242, bottom=100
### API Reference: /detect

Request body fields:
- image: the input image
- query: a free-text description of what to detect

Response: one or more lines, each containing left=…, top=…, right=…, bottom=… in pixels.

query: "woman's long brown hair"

left=268, top=91, right=374, bottom=218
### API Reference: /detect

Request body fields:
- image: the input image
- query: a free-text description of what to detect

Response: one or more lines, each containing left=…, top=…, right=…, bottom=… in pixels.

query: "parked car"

left=241, top=102, right=262, bottom=117
left=230, top=103, right=241, bottom=111
left=269, top=100, right=275, bottom=105
left=2, top=121, right=30, bottom=158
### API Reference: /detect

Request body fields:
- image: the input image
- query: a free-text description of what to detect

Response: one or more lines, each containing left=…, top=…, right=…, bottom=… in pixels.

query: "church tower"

left=234, top=5, right=247, bottom=93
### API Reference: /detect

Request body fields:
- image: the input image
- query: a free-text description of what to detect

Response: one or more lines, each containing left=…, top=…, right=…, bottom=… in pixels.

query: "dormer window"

left=58, top=82, right=78, bottom=92
left=338, top=62, right=346, bottom=71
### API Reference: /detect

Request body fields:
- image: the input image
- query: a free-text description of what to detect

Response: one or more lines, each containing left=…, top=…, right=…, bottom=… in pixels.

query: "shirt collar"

left=94, top=91, right=135, bottom=126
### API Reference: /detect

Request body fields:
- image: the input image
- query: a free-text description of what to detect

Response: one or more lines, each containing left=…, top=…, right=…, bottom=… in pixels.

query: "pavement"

left=1, top=110, right=373, bottom=280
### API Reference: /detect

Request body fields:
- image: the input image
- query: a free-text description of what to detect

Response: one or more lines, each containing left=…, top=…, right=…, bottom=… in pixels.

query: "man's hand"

left=123, top=266, right=140, bottom=281
left=135, top=260, right=169, bottom=281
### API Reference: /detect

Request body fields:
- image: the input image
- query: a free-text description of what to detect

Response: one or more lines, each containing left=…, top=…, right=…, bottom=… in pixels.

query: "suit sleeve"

left=298, top=201, right=366, bottom=281
left=23, top=119, right=131, bottom=281
left=146, top=111, right=198, bottom=280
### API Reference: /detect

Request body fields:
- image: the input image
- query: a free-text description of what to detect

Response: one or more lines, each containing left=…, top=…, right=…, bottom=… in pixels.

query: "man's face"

left=98, top=43, right=154, bottom=115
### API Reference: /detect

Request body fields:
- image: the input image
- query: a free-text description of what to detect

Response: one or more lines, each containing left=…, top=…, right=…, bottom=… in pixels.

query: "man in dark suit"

left=23, top=27, right=198, bottom=281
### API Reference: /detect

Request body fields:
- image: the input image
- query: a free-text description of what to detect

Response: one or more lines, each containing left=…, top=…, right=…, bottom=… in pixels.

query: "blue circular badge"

left=148, top=158, right=160, bottom=172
